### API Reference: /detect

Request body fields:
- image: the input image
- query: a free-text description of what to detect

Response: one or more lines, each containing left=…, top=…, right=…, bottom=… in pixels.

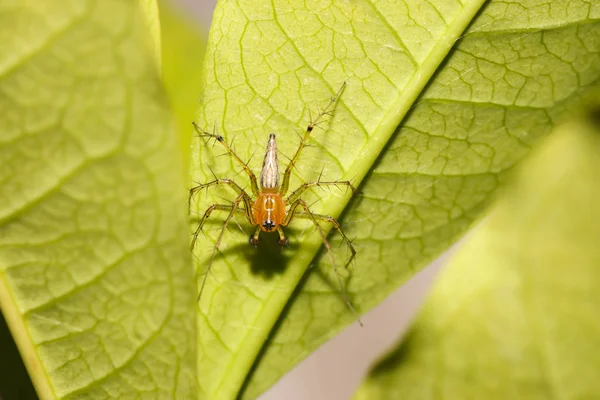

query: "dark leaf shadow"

left=365, top=325, right=427, bottom=380
left=0, top=311, right=39, bottom=400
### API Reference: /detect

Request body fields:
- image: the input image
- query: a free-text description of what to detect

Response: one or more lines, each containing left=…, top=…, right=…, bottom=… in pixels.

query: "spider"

left=189, top=82, right=359, bottom=321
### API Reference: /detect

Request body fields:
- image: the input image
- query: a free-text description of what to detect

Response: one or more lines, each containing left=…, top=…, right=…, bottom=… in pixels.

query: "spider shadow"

left=236, top=236, right=361, bottom=398
left=195, top=220, right=302, bottom=280
left=190, top=210, right=360, bottom=292
left=224, top=233, right=301, bottom=278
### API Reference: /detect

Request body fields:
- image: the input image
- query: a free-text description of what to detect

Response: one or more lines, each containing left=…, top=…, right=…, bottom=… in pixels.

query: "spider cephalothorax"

left=189, top=82, right=359, bottom=321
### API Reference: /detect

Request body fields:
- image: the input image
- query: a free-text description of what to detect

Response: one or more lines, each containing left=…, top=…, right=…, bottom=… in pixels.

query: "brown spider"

left=189, top=82, right=359, bottom=321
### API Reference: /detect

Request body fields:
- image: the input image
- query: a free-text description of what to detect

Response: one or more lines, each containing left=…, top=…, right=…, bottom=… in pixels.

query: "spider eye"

left=262, top=220, right=276, bottom=231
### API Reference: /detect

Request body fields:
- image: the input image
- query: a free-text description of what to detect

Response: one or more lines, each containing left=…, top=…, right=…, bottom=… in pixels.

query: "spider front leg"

left=284, top=198, right=362, bottom=326
left=280, top=82, right=347, bottom=196
left=194, top=194, right=249, bottom=302
left=193, top=122, right=259, bottom=195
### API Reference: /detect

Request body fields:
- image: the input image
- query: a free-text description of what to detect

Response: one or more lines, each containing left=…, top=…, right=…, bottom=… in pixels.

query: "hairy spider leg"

left=286, top=180, right=356, bottom=204
left=279, top=82, right=347, bottom=196
left=284, top=198, right=362, bottom=326
left=189, top=178, right=253, bottom=215
left=189, top=178, right=254, bottom=253
left=196, top=194, right=247, bottom=302
left=294, top=211, right=357, bottom=270
left=193, top=122, right=260, bottom=195
left=190, top=201, right=251, bottom=253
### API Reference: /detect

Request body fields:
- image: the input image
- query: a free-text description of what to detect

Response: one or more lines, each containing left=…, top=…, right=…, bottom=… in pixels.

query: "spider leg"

left=196, top=194, right=247, bottom=302
left=193, top=122, right=259, bottom=195
left=189, top=178, right=253, bottom=218
left=284, top=198, right=362, bottom=326
left=293, top=211, right=357, bottom=270
left=280, top=82, right=347, bottom=196
left=286, top=180, right=356, bottom=204
left=191, top=203, right=248, bottom=252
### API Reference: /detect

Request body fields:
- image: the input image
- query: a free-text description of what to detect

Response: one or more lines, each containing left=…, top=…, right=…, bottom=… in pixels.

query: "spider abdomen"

left=253, top=191, right=286, bottom=232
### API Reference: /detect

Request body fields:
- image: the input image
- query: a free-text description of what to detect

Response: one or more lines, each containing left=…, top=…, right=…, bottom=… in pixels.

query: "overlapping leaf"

left=0, top=1, right=195, bottom=398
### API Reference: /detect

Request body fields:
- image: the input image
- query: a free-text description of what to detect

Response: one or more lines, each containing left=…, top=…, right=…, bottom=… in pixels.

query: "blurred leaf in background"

left=355, top=110, right=600, bottom=399
left=159, top=0, right=207, bottom=168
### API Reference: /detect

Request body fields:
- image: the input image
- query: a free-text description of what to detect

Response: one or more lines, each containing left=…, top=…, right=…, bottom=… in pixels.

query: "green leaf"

left=191, top=0, right=600, bottom=398
left=354, top=113, right=600, bottom=399
left=0, top=1, right=195, bottom=398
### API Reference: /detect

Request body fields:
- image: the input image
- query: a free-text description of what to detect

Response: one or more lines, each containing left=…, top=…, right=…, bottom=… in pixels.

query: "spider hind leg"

left=285, top=198, right=362, bottom=326
left=192, top=194, right=248, bottom=302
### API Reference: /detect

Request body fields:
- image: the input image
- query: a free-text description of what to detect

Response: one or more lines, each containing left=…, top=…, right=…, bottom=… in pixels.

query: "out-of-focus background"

left=170, top=1, right=448, bottom=399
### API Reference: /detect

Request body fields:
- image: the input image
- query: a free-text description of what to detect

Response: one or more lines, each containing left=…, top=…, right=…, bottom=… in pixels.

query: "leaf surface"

left=191, top=0, right=600, bottom=398
left=355, top=114, right=600, bottom=399
left=0, top=1, right=195, bottom=398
